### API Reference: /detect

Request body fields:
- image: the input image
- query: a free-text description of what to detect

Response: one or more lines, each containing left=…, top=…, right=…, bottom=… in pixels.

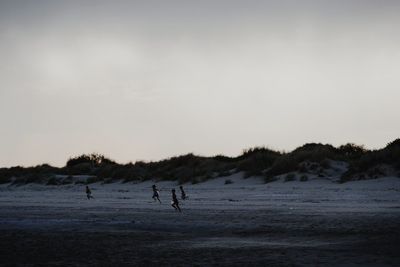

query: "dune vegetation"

left=1, top=139, right=399, bottom=185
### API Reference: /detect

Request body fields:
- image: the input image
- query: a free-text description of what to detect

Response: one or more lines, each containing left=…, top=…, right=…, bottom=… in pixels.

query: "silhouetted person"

left=86, top=185, right=94, bottom=200
left=171, top=189, right=181, bottom=212
left=179, top=185, right=187, bottom=200
left=152, top=184, right=161, bottom=203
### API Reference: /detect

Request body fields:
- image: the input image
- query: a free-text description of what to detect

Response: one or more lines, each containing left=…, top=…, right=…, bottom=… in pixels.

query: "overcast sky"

left=1, top=0, right=399, bottom=167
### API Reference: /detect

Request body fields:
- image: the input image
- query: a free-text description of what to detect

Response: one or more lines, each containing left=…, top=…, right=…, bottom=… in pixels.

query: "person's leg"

left=176, top=204, right=181, bottom=212
left=171, top=203, right=177, bottom=210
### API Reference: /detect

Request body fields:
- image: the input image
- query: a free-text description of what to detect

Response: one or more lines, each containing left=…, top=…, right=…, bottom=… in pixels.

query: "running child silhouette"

left=152, top=184, right=161, bottom=203
left=86, top=185, right=94, bottom=200
left=179, top=185, right=187, bottom=200
left=171, top=189, right=181, bottom=212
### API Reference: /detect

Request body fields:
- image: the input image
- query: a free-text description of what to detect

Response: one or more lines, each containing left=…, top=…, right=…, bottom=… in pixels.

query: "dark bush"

left=342, top=139, right=400, bottom=181
left=237, top=147, right=281, bottom=177
left=300, top=174, right=308, bottom=182
left=86, top=176, right=101, bottom=184
left=264, top=175, right=278, bottom=183
left=66, top=153, right=116, bottom=168
left=0, top=174, right=12, bottom=184
left=67, top=163, right=92, bottom=175
left=47, top=176, right=59, bottom=185
left=266, top=156, right=298, bottom=176
left=224, top=179, right=233, bottom=185
left=320, top=159, right=331, bottom=169
left=338, top=143, right=367, bottom=159
left=285, top=173, right=296, bottom=182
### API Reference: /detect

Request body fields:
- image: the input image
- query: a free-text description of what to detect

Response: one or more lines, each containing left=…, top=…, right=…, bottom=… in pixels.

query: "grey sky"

left=1, top=0, right=399, bottom=167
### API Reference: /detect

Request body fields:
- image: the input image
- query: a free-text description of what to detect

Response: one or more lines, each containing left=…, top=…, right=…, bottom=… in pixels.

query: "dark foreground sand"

left=1, top=178, right=400, bottom=266
left=0, top=206, right=399, bottom=266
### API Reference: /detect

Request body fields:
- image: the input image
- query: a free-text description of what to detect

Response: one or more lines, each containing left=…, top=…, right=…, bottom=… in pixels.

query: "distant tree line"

left=0, top=139, right=399, bottom=185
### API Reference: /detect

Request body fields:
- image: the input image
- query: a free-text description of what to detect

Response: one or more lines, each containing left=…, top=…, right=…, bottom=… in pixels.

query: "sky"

left=1, top=0, right=400, bottom=167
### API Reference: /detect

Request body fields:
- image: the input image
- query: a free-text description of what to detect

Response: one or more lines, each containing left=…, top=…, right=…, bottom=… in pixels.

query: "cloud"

left=0, top=0, right=400, bottom=166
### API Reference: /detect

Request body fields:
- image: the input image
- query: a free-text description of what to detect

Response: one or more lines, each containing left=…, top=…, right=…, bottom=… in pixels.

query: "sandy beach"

left=1, top=175, right=399, bottom=266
